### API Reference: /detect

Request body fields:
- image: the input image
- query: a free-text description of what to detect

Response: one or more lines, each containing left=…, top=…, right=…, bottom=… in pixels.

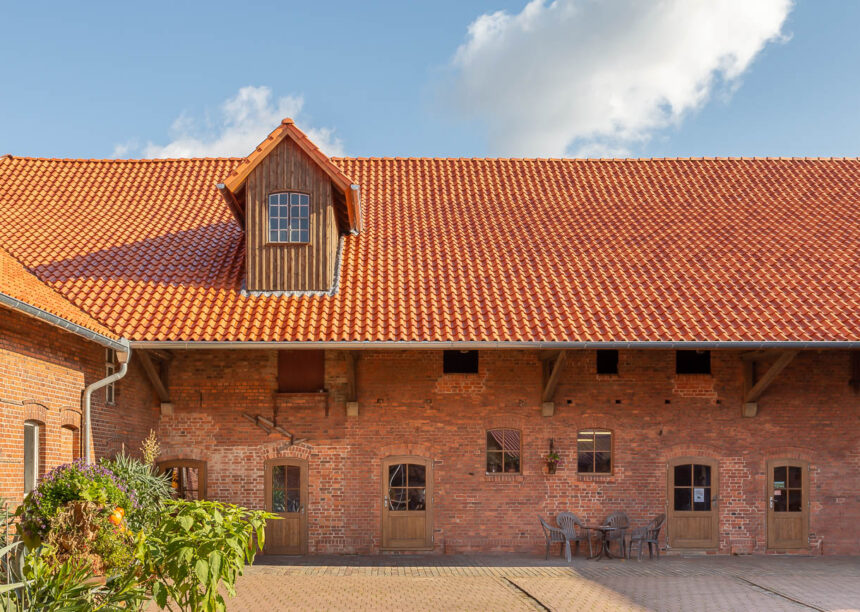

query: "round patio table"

left=583, top=525, right=618, bottom=561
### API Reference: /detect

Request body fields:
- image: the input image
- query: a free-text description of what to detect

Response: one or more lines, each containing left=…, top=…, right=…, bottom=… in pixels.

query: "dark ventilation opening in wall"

left=676, top=350, right=711, bottom=374
left=596, top=350, right=619, bottom=374
left=443, top=350, right=479, bottom=374
left=278, top=350, right=325, bottom=392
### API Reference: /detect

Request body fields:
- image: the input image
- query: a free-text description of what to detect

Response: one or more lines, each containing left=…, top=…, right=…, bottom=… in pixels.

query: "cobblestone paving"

left=220, top=555, right=860, bottom=611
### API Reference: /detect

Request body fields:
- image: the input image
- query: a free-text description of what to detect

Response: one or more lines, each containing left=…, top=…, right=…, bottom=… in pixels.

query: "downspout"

left=82, top=343, right=131, bottom=464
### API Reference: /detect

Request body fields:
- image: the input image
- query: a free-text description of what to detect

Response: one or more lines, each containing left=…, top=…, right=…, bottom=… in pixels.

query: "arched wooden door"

left=381, top=456, right=433, bottom=550
left=264, top=458, right=308, bottom=555
left=767, top=459, right=809, bottom=550
left=667, top=457, right=719, bottom=549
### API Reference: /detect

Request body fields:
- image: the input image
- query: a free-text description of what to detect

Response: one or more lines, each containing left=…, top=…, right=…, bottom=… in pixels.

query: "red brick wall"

left=0, top=306, right=159, bottom=508
left=155, top=348, right=859, bottom=555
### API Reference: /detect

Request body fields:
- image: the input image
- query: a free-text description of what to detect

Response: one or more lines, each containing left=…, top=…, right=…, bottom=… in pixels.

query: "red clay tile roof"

left=0, top=245, right=118, bottom=340
left=0, top=153, right=858, bottom=343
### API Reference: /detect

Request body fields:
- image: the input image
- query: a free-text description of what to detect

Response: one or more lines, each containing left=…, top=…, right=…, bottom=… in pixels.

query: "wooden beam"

left=740, top=350, right=784, bottom=362
left=148, top=349, right=174, bottom=362
left=744, top=351, right=798, bottom=403
left=538, top=350, right=562, bottom=362
left=216, top=183, right=246, bottom=230
left=138, top=351, right=170, bottom=403
left=345, top=352, right=359, bottom=402
left=542, top=350, right=567, bottom=403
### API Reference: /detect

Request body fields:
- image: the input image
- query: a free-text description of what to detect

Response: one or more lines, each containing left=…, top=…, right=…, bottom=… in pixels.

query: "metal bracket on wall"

left=241, top=412, right=306, bottom=445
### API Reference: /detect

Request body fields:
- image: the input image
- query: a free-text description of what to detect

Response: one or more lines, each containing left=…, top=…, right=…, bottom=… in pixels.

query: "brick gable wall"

left=0, top=306, right=158, bottom=507
left=154, top=348, right=859, bottom=555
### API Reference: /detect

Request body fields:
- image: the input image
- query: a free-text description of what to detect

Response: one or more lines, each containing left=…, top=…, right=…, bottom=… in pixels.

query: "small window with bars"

left=268, top=192, right=310, bottom=243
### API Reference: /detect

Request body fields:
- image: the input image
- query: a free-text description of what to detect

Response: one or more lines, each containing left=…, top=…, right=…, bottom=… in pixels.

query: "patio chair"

left=627, top=513, right=665, bottom=560
left=601, top=511, right=629, bottom=558
left=556, top=512, right=592, bottom=558
left=538, top=516, right=572, bottom=562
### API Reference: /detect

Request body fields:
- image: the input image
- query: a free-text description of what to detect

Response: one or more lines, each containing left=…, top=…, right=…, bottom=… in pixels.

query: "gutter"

left=82, top=346, right=131, bottom=464
left=0, top=292, right=127, bottom=352
left=130, top=340, right=860, bottom=350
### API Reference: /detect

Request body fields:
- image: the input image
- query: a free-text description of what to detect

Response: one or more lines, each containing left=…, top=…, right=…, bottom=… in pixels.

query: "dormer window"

left=268, top=192, right=309, bottom=243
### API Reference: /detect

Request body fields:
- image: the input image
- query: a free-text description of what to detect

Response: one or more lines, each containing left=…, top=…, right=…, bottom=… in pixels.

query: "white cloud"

left=115, top=86, right=344, bottom=158
left=446, top=0, right=793, bottom=156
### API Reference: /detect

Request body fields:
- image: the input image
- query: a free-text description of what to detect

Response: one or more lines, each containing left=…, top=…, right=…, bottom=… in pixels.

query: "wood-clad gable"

left=245, top=136, right=340, bottom=292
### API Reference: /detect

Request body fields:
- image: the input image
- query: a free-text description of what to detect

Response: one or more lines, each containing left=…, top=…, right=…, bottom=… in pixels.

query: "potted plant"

left=545, top=450, right=561, bottom=474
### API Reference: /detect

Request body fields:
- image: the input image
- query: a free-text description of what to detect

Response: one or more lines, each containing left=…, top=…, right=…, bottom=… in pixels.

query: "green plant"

left=17, top=461, right=134, bottom=548
left=140, top=430, right=161, bottom=467
left=2, top=545, right=147, bottom=612
left=545, top=450, right=561, bottom=464
left=39, top=501, right=135, bottom=577
left=100, top=453, right=172, bottom=532
left=144, top=499, right=275, bottom=612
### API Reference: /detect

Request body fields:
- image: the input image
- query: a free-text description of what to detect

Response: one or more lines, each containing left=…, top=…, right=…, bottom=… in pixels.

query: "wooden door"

left=381, top=456, right=433, bottom=550
left=667, top=457, right=719, bottom=549
left=767, top=459, right=809, bottom=550
left=264, top=458, right=308, bottom=554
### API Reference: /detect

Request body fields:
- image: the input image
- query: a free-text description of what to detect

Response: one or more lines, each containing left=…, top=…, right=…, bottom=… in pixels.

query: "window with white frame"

left=24, top=421, right=40, bottom=494
left=268, top=192, right=310, bottom=243
left=106, top=348, right=116, bottom=404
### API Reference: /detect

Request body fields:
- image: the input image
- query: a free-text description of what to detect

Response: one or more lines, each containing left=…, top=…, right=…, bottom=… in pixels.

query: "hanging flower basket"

left=545, top=450, right=561, bottom=474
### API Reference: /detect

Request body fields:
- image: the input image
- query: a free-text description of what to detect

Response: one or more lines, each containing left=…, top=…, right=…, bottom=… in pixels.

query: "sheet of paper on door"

left=773, top=489, right=782, bottom=496
left=774, top=481, right=785, bottom=488
left=693, top=488, right=705, bottom=503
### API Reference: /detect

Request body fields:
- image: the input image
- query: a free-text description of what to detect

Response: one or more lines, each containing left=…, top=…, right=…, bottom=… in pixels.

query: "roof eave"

left=129, top=340, right=860, bottom=350
left=0, top=292, right=129, bottom=352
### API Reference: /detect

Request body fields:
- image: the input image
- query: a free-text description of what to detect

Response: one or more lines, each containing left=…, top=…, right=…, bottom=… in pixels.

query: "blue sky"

left=1, top=0, right=858, bottom=159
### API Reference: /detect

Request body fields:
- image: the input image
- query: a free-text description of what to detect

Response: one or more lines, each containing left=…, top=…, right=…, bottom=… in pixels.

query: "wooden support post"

left=744, top=351, right=799, bottom=404
left=138, top=351, right=170, bottom=403
left=542, top=350, right=567, bottom=404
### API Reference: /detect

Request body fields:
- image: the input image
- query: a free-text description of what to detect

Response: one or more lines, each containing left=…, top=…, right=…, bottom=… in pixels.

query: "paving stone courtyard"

left=220, top=554, right=860, bottom=611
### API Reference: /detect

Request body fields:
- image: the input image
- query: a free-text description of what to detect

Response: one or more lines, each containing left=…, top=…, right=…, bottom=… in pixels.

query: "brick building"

left=0, top=121, right=857, bottom=555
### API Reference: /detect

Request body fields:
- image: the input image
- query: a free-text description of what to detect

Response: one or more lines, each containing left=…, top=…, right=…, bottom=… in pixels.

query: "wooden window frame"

left=157, top=459, right=208, bottom=500
left=485, top=428, right=522, bottom=474
left=266, top=191, right=311, bottom=245
left=24, top=420, right=43, bottom=494
left=105, top=348, right=116, bottom=405
left=576, top=428, right=614, bottom=475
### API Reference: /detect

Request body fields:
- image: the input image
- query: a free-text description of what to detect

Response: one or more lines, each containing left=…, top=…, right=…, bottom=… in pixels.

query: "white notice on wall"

left=693, top=488, right=705, bottom=503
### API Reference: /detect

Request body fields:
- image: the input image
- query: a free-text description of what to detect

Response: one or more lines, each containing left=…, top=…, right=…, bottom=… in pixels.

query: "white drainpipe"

left=82, top=344, right=131, bottom=464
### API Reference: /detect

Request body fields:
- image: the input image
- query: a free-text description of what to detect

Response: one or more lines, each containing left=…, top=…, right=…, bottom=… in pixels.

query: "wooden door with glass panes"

left=264, top=458, right=307, bottom=554
left=382, top=456, right=433, bottom=550
left=767, top=459, right=809, bottom=549
left=667, top=457, right=719, bottom=549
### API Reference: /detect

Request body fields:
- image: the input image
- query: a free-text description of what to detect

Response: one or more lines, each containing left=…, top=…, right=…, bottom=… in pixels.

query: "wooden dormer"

left=217, top=119, right=360, bottom=293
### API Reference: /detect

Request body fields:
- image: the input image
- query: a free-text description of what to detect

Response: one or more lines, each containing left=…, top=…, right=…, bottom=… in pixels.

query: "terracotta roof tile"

left=0, top=154, right=858, bottom=343
left=0, top=245, right=117, bottom=339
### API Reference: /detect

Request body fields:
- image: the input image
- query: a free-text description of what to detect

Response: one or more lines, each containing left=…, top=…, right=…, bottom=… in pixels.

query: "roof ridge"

left=331, top=156, right=860, bottom=162
left=3, top=156, right=244, bottom=163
